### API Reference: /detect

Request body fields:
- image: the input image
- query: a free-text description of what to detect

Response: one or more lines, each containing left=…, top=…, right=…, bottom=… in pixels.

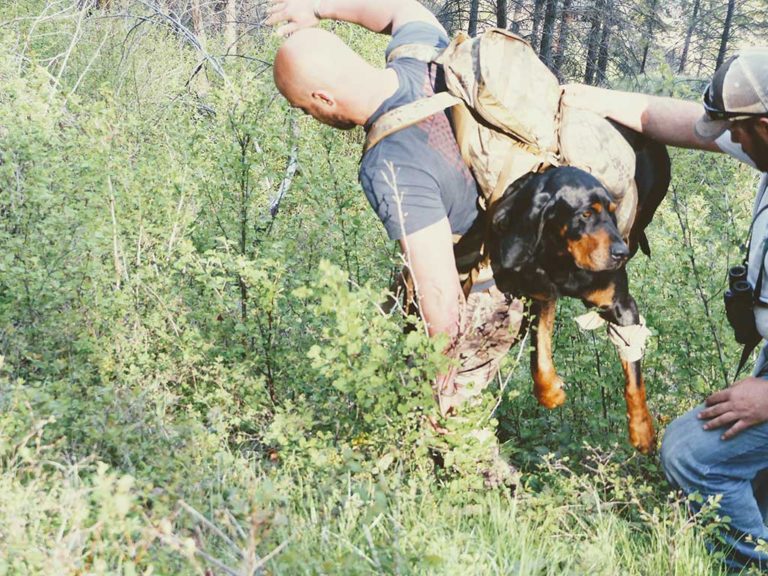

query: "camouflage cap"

left=695, top=47, right=768, bottom=140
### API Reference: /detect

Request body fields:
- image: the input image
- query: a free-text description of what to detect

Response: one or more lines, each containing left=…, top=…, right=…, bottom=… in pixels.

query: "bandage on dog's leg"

left=531, top=299, right=566, bottom=409
left=621, top=358, right=655, bottom=453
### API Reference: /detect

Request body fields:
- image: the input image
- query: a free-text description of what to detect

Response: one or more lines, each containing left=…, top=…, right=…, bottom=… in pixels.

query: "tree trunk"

left=596, top=0, right=613, bottom=84
left=639, top=0, right=659, bottom=74
left=531, top=0, right=546, bottom=52
left=678, top=0, right=701, bottom=73
left=191, top=0, right=210, bottom=94
left=191, top=0, right=206, bottom=43
left=468, top=0, right=480, bottom=36
left=496, top=0, right=507, bottom=29
left=552, top=0, right=572, bottom=80
left=716, top=0, right=736, bottom=69
left=510, top=0, right=523, bottom=34
left=584, top=0, right=602, bottom=84
left=224, top=0, right=238, bottom=55
left=539, top=0, right=559, bottom=65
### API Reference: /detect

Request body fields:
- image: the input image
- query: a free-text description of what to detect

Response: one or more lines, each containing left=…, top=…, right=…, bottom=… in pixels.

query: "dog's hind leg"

left=531, top=299, right=567, bottom=409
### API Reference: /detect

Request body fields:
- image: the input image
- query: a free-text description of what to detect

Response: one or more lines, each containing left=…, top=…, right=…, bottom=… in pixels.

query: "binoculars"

left=724, top=265, right=759, bottom=344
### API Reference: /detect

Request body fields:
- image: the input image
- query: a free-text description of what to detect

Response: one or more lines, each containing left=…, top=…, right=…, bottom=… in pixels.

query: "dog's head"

left=489, top=166, right=630, bottom=276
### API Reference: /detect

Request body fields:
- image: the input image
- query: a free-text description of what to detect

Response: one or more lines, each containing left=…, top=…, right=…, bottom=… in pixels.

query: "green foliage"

left=0, top=4, right=756, bottom=574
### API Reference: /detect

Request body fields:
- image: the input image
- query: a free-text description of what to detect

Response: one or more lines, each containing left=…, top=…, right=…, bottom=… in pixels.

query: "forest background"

left=1, top=0, right=767, bottom=574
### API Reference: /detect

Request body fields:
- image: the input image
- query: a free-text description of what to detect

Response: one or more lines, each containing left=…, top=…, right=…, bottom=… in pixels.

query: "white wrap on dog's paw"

left=575, top=311, right=651, bottom=363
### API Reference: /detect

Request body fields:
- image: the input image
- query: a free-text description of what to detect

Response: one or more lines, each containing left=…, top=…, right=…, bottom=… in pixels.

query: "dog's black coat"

left=488, top=126, right=670, bottom=326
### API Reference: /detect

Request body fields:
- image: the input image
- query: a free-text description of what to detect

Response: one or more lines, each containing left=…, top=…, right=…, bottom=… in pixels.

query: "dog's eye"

left=581, top=210, right=592, bottom=219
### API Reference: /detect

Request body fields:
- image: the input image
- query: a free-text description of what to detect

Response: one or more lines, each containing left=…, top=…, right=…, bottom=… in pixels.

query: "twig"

left=225, top=509, right=248, bottom=542
left=179, top=500, right=244, bottom=559
left=133, top=0, right=229, bottom=85
left=385, top=161, right=429, bottom=337
left=108, top=175, right=129, bottom=289
left=67, top=12, right=110, bottom=99
left=158, top=533, right=240, bottom=576
left=49, top=0, right=90, bottom=103
left=17, top=0, right=75, bottom=73
left=166, top=184, right=186, bottom=259
left=486, top=324, right=529, bottom=424
left=670, top=183, right=729, bottom=385
left=248, top=538, right=292, bottom=575
left=269, top=118, right=299, bottom=218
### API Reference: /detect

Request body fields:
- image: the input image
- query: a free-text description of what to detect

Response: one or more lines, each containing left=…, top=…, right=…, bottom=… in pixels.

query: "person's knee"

left=660, top=416, right=688, bottom=488
left=660, top=406, right=709, bottom=491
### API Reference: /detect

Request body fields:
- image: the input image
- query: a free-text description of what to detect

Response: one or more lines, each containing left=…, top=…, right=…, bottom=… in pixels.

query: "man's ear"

left=311, top=89, right=335, bottom=107
left=755, top=117, right=768, bottom=137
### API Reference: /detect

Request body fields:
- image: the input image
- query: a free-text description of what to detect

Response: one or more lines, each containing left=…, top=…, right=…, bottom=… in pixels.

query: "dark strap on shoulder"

left=735, top=236, right=768, bottom=377
left=363, top=92, right=462, bottom=154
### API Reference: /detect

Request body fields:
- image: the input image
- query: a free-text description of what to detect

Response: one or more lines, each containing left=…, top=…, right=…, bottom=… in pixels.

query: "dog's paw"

left=533, top=374, right=567, bottom=409
left=629, top=416, right=656, bottom=454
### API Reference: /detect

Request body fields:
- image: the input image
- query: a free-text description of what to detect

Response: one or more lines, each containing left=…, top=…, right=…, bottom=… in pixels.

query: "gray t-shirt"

left=359, top=22, right=480, bottom=241
left=716, top=132, right=768, bottom=304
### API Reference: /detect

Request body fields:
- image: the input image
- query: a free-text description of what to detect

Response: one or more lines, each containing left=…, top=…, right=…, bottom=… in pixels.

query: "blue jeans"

left=661, top=344, right=768, bottom=570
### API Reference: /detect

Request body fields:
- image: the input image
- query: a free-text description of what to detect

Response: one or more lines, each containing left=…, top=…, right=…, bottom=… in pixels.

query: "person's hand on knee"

left=698, top=377, right=768, bottom=439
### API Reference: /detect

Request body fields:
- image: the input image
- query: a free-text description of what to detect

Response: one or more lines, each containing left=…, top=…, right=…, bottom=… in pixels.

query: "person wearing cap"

left=267, top=0, right=524, bottom=485
left=565, top=48, right=768, bottom=570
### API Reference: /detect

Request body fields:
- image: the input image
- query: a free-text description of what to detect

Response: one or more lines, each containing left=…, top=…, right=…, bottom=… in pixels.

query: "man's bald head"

left=274, top=29, right=377, bottom=128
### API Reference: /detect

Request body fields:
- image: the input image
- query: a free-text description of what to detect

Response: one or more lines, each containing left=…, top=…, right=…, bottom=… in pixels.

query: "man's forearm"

left=563, top=85, right=721, bottom=152
left=314, top=0, right=442, bottom=35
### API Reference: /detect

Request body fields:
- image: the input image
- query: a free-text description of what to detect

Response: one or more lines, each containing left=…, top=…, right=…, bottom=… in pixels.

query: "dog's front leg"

left=619, top=350, right=655, bottom=454
left=531, top=299, right=567, bottom=409
left=587, top=278, right=655, bottom=454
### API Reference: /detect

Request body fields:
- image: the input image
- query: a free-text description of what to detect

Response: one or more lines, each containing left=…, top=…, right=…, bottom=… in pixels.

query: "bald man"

left=268, top=0, right=523, bottom=468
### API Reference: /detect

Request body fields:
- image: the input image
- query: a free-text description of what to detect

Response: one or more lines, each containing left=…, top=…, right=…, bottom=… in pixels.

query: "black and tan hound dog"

left=487, top=126, right=671, bottom=453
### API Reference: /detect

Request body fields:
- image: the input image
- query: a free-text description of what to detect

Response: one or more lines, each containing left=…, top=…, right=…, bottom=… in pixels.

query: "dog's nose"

left=611, top=242, right=630, bottom=261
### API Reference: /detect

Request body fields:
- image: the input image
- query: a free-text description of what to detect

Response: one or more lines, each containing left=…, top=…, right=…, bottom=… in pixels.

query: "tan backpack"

left=365, top=28, right=638, bottom=238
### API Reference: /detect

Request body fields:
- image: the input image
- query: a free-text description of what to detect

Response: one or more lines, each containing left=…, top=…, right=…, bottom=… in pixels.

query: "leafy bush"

left=0, top=3, right=754, bottom=574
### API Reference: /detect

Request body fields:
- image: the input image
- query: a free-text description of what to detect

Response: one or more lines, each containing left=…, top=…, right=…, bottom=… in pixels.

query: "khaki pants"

left=437, top=284, right=524, bottom=415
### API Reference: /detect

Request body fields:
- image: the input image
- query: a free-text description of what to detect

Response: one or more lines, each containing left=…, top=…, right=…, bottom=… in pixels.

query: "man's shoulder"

left=386, top=21, right=449, bottom=60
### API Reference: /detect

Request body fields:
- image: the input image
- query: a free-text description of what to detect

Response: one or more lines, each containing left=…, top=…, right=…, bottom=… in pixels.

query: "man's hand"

left=698, top=377, right=768, bottom=439
left=267, top=0, right=444, bottom=38
left=266, top=0, right=319, bottom=37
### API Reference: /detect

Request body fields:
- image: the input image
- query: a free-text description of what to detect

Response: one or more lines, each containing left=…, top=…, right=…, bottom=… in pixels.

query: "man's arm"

left=401, top=218, right=465, bottom=409
left=267, top=0, right=444, bottom=38
left=562, top=84, right=722, bottom=153
left=400, top=217, right=464, bottom=340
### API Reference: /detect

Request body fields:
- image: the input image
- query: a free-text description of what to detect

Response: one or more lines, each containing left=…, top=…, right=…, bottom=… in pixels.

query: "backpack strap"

left=386, top=43, right=442, bottom=64
left=363, top=92, right=462, bottom=154
left=364, top=41, right=457, bottom=153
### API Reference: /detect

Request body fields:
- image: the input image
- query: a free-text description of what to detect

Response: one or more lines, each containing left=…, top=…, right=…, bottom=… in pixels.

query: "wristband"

left=313, top=0, right=323, bottom=19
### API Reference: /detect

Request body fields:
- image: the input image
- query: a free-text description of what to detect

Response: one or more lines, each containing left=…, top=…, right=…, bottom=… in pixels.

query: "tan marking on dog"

left=608, top=202, right=617, bottom=213
left=567, top=229, right=612, bottom=270
left=532, top=300, right=566, bottom=409
left=584, top=283, right=616, bottom=308
left=620, top=358, right=655, bottom=454
left=591, top=202, right=603, bottom=213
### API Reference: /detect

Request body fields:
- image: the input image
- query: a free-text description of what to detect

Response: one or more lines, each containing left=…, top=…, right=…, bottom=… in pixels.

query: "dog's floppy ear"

left=489, top=172, right=554, bottom=270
